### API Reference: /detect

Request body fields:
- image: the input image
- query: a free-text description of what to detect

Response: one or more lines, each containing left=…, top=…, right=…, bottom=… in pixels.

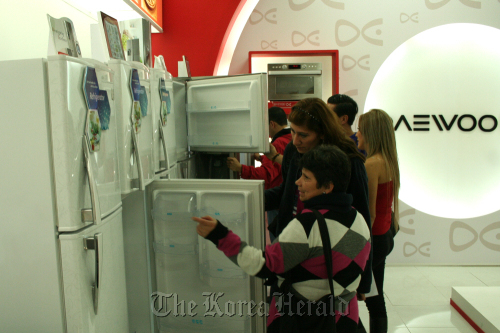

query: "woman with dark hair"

left=356, top=109, right=400, bottom=333
left=264, top=98, right=373, bottom=299
left=193, top=145, right=371, bottom=332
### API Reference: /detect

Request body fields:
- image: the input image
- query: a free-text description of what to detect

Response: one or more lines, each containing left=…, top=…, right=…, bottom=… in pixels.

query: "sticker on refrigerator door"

left=159, top=78, right=171, bottom=126
left=130, top=69, right=142, bottom=133
left=87, top=110, right=101, bottom=152
left=83, top=67, right=101, bottom=152
left=97, top=90, right=111, bottom=130
left=139, top=86, right=148, bottom=117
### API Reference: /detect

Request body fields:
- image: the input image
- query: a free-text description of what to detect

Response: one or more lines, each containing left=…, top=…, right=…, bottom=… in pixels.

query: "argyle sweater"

left=205, top=192, right=371, bottom=328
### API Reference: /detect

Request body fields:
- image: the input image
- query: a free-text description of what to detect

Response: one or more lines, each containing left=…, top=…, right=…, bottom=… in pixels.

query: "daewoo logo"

left=395, top=114, right=498, bottom=132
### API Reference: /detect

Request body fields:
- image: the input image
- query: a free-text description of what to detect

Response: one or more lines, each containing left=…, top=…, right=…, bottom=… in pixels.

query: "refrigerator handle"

left=81, top=136, right=101, bottom=224
left=157, top=119, right=170, bottom=177
left=84, top=232, right=102, bottom=315
left=131, top=129, right=145, bottom=191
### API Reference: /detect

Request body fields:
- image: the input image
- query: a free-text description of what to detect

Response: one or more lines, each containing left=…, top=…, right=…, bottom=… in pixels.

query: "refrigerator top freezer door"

left=47, top=55, right=122, bottom=232
left=108, top=59, right=155, bottom=196
left=186, top=73, right=269, bottom=153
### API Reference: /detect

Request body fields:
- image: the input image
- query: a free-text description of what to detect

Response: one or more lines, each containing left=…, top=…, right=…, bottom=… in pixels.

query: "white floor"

left=358, top=265, right=500, bottom=333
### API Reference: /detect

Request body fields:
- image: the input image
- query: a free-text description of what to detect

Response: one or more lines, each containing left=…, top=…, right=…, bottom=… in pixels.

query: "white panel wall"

left=0, top=0, right=96, bottom=61
left=230, top=0, right=500, bottom=264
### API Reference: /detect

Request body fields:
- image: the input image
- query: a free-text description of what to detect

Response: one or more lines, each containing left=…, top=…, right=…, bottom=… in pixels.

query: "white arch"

left=213, top=0, right=259, bottom=76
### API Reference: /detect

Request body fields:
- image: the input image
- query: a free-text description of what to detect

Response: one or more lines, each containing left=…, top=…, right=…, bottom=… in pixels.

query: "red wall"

left=151, top=0, right=241, bottom=77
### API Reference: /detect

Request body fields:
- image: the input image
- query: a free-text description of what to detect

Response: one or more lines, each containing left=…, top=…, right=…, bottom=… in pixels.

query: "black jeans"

left=365, top=229, right=394, bottom=319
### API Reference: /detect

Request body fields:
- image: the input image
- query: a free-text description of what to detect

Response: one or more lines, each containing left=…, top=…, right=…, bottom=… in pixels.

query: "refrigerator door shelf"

left=158, top=315, right=250, bottom=333
left=108, top=59, right=154, bottom=196
left=59, top=207, right=128, bottom=332
left=47, top=55, right=121, bottom=232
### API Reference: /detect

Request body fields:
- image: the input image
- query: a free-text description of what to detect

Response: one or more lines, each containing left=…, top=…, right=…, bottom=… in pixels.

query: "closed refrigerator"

left=0, top=56, right=128, bottom=332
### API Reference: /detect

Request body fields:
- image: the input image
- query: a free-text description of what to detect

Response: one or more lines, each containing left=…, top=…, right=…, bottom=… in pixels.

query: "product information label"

left=130, top=69, right=142, bottom=134
left=139, top=86, right=148, bottom=117
left=83, top=67, right=101, bottom=152
left=159, top=78, right=171, bottom=126
left=97, top=90, right=111, bottom=130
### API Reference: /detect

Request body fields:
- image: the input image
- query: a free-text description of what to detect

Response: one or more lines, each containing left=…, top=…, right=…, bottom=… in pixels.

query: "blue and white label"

left=83, top=67, right=99, bottom=111
left=130, top=69, right=142, bottom=133
left=139, top=86, right=148, bottom=117
left=159, top=78, right=171, bottom=126
left=97, top=90, right=111, bottom=130
left=83, top=67, right=101, bottom=152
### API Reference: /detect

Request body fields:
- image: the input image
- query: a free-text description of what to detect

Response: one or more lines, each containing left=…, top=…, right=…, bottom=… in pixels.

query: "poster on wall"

left=125, top=0, right=163, bottom=32
left=98, top=12, right=126, bottom=60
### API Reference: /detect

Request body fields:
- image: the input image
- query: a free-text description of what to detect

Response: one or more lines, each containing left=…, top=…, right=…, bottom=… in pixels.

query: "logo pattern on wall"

left=404, top=242, right=431, bottom=257
left=450, top=221, right=500, bottom=252
left=342, top=55, right=370, bottom=71
left=250, top=8, right=277, bottom=25
left=261, top=40, right=277, bottom=49
left=335, top=19, right=384, bottom=47
left=292, top=30, right=320, bottom=47
left=400, top=13, right=419, bottom=23
left=425, top=0, right=481, bottom=10
left=288, top=0, right=345, bottom=11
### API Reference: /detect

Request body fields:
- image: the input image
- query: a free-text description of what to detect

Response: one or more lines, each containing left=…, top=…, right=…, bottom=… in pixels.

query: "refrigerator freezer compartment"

left=158, top=314, right=250, bottom=333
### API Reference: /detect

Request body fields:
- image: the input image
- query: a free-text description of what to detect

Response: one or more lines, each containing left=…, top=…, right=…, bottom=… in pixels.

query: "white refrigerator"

left=122, top=73, right=270, bottom=333
left=108, top=59, right=155, bottom=195
left=0, top=56, right=128, bottom=332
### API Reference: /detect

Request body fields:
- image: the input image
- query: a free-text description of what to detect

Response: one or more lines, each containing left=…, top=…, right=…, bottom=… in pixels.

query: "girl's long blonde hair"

left=359, top=109, right=400, bottom=228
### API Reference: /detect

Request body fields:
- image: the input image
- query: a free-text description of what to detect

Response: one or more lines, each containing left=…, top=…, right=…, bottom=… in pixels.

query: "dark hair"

left=327, top=94, right=358, bottom=126
left=288, top=98, right=365, bottom=161
left=268, top=107, right=288, bottom=126
left=300, top=145, right=351, bottom=192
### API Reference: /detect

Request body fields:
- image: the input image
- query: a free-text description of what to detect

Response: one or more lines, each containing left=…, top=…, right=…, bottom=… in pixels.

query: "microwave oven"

left=267, top=63, right=322, bottom=101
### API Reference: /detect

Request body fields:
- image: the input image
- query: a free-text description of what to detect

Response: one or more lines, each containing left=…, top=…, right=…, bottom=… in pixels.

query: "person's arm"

left=239, top=156, right=281, bottom=186
left=192, top=215, right=309, bottom=278
left=264, top=142, right=293, bottom=211
left=264, top=143, right=283, bottom=165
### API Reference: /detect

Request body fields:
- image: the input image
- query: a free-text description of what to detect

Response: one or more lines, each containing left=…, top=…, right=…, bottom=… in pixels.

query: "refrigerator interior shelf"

left=187, top=100, right=251, bottom=113
left=187, top=135, right=253, bottom=147
left=201, top=260, right=246, bottom=279
left=158, top=309, right=249, bottom=333
left=153, top=241, right=198, bottom=256
left=199, top=209, right=246, bottom=224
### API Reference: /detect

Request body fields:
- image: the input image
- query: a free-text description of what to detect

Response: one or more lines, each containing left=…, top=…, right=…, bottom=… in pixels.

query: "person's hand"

left=263, top=143, right=278, bottom=160
left=226, top=157, right=242, bottom=172
left=357, top=292, right=366, bottom=301
left=253, top=153, right=262, bottom=162
left=192, top=216, right=218, bottom=238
